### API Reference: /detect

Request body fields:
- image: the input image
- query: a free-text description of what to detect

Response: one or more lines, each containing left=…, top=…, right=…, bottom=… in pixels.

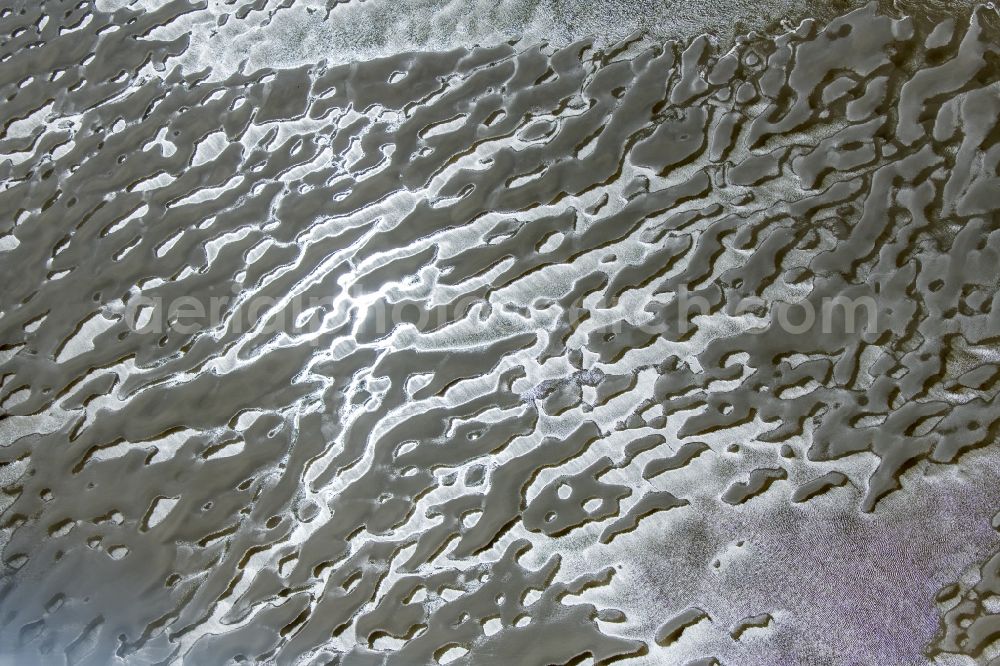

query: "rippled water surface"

left=3, top=1, right=1000, bottom=664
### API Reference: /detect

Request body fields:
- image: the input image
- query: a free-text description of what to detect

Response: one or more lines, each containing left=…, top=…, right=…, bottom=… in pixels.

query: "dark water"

left=2, top=1, right=1000, bottom=664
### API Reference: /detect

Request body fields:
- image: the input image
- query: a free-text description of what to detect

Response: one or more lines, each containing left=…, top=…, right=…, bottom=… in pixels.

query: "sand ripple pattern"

left=2, top=1, right=1000, bottom=664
